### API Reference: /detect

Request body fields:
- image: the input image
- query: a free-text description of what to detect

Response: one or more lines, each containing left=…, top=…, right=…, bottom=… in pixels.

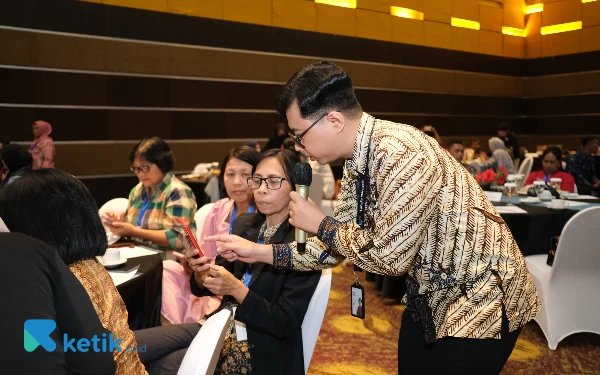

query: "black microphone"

left=294, top=162, right=312, bottom=254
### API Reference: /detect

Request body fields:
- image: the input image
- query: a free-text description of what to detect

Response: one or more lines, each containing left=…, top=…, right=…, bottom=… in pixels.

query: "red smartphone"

left=177, top=218, right=204, bottom=259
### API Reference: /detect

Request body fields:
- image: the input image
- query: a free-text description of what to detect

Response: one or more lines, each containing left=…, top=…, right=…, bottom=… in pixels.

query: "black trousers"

left=398, top=307, right=522, bottom=375
left=134, top=323, right=200, bottom=375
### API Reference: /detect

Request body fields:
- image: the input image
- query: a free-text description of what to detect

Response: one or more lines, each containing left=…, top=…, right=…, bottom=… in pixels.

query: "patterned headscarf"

left=30, top=120, right=53, bottom=151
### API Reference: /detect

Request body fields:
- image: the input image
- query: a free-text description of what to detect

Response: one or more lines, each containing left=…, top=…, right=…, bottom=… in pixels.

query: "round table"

left=116, top=254, right=163, bottom=330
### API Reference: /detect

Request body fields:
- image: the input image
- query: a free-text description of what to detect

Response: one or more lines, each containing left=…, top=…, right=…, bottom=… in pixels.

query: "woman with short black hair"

left=105, top=137, right=197, bottom=250
left=0, top=169, right=147, bottom=374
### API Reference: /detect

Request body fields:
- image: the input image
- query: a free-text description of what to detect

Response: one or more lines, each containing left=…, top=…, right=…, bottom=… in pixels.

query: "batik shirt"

left=273, top=112, right=540, bottom=343
left=567, top=150, right=598, bottom=185
left=125, top=173, right=197, bottom=250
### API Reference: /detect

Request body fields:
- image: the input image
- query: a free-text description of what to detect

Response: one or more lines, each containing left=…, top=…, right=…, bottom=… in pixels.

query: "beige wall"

left=82, top=0, right=529, bottom=58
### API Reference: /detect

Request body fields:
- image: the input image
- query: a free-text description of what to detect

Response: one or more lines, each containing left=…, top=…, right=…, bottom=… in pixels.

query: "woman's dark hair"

left=219, top=146, right=261, bottom=198
left=129, top=137, right=174, bottom=174
left=541, top=147, right=564, bottom=171
left=250, top=149, right=300, bottom=225
left=276, top=61, right=362, bottom=121
left=582, top=136, right=598, bottom=147
left=0, top=169, right=107, bottom=265
left=0, top=144, right=32, bottom=172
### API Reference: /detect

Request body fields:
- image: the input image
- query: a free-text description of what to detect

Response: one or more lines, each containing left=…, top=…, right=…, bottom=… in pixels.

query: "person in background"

left=0, top=170, right=148, bottom=375
left=525, top=147, right=575, bottom=193
left=0, top=144, right=32, bottom=187
left=105, top=137, right=197, bottom=250
left=30, top=120, right=55, bottom=169
left=422, top=125, right=443, bottom=146
left=447, top=139, right=466, bottom=164
left=161, top=146, right=260, bottom=325
left=185, top=149, right=320, bottom=375
left=566, top=136, right=600, bottom=195
left=264, top=122, right=288, bottom=151
left=0, top=233, right=116, bottom=375
left=497, top=123, right=520, bottom=162
left=486, top=137, right=516, bottom=174
left=245, top=140, right=262, bottom=153
left=0, top=139, right=9, bottom=149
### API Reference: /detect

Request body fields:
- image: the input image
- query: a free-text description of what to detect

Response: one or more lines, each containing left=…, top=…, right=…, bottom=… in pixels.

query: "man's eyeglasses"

left=247, top=176, right=287, bottom=190
left=130, top=165, right=151, bottom=174
left=288, top=113, right=327, bottom=149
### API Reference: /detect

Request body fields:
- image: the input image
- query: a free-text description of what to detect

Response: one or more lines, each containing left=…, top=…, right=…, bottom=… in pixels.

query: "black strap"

left=354, top=125, right=375, bottom=273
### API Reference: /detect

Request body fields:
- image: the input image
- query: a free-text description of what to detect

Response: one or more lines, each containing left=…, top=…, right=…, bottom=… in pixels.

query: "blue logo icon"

left=24, top=319, right=57, bottom=352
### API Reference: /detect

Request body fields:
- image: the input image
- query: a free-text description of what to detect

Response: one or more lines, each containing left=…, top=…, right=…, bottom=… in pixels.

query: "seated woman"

left=0, top=144, right=32, bottom=187
left=484, top=137, right=516, bottom=174
left=184, top=149, right=321, bottom=375
left=0, top=232, right=115, bottom=375
left=0, top=169, right=149, bottom=374
left=106, top=137, right=196, bottom=250
left=525, top=146, right=575, bottom=193
left=161, top=146, right=260, bottom=325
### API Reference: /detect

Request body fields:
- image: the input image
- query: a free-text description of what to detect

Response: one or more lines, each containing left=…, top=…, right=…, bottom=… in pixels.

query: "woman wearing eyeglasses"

left=182, top=148, right=320, bottom=375
left=161, top=146, right=260, bottom=325
left=104, top=137, right=197, bottom=250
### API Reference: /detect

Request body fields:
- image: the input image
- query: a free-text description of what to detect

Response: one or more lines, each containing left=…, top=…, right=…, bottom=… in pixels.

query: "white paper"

left=543, top=201, right=590, bottom=208
left=494, top=205, right=528, bottom=214
left=118, top=246, right=161, bottom=259
left=107, top=265, right=140, bottom=286
left=232, top=307, right=248, bottom=341
left=484, top=192, right=503, bottom=203
left=0, top=217, right=9, bottom=233
left=572, top=195, right=598, bottom=200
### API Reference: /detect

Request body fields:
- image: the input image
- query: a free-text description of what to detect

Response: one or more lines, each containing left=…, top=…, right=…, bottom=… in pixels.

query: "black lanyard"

left=353, top=125, right=375, bottom=272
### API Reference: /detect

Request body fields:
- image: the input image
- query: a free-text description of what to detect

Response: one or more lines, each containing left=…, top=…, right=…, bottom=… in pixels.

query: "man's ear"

left=327, top=111, right=345, bottom=135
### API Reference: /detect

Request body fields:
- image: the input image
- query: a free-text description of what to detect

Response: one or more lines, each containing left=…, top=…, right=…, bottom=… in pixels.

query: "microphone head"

left=294, top=162, right=312, bottom=186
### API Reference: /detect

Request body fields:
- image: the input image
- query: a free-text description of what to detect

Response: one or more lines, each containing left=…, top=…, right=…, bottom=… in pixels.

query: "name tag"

left=232, top=307, right=248, bottom=341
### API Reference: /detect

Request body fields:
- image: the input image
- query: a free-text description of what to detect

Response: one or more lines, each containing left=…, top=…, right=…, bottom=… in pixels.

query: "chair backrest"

left=309, top=173, right=325, bottom=207
left=177, top=309, right=231, bottom=375
left=517, top=156, right=534, bottom=177
left=194, top=203, right=215, bottom=239
left=98, top=198, right=129, bottom=215
left=550, top=207, right=600, bottom=282
left=301, top=268, right=332, bottom=373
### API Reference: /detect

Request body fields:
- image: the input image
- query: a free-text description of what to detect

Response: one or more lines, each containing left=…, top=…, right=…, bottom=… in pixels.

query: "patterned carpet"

left=308, top=265, right=600, bottom=375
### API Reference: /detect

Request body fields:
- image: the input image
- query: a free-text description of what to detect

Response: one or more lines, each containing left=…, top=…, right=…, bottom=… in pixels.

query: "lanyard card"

left=351, top=282, right=365, bottom=319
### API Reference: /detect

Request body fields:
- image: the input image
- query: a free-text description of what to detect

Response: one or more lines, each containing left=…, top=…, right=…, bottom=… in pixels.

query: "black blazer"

left=191, top=213, right=321, bottom=375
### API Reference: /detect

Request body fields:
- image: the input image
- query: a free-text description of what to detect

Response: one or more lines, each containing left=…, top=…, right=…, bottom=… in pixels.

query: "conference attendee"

left=497, top=123, right=520, bottom=161
left=161, top=146, right=260, bottom=325
left=0, top=143, right=32, bottom=187
left=245, top=140, right=262, bottom=153
left=206, top=61, right=540, bottom=374
left=525, top=147, right=575, bottom=193
left=185, top=148, right=320, bottom=375
left=105, top=137, right=197, bottom=250
left=447, top=139, right=466, bottom=164
left=264, top=122, right=288, bottom=151
left=421, top=125, right=443, bottom=146
left=0, top=232, right=116, bottom=375
left=487, top=137, right=517, bottom=174
left=30, top=120, right=55, bottom=169
left=0, top=139, right=9, bottom=149
left=566, top=136, right=600, bottom=195
left=0, top=170, right=148, bottom=375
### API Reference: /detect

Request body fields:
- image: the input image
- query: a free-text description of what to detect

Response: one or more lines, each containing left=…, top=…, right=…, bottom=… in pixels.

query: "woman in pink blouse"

left=161, top=146, right=260, bottom=324
left=525, top=147, right=575, bottom=192
left=29, top=120, right=55, bottom=169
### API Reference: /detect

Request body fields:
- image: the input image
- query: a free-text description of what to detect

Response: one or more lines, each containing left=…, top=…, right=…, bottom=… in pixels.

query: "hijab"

left=30, top=120, right=53, bottom=151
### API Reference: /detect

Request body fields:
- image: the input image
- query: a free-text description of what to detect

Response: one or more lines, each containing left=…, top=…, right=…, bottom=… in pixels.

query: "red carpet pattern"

left=308, top=265, right=600, bottom=375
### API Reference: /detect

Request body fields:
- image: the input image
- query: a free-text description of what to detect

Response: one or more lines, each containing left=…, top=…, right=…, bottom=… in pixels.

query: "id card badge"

left=351, top=281, right=365, bottom=319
